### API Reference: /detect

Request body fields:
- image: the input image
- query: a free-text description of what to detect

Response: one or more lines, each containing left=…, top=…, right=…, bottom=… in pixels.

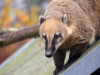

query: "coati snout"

left=45, top=44, right=55, bottom=57
left=43, top=32, right=63, bottom=58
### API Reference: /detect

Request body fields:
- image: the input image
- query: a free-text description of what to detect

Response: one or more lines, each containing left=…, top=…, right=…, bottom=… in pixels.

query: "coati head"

left=39, top=14, right=74, bottom=58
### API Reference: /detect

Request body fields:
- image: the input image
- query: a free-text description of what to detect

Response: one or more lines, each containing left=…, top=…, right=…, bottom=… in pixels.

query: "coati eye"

left=52, top=32, right=61, bottom=45
left=42, top=33, right=47, bottom=42
left=42, top=33, right=46, bottom=38
left=42, top=33, right=48, bottom=45
left=55, top=32, right=61, bottom=38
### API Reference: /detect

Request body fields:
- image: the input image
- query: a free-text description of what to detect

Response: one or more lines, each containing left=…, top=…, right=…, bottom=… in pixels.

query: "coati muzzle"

left=42, top=32, right=63, bottom=58
left=45, top=50, right=53, bottom=57
left=45, top=44, right=55, bottom=58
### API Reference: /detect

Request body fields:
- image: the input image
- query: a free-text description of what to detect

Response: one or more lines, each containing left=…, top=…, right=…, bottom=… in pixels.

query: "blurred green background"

left=0, top=0, right=51, bottom=63
left=0, top=0, right=51, bottom=28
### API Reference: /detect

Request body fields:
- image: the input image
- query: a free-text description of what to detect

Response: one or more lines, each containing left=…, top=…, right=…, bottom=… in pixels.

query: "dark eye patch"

left=42, top=34, right=48, bottom=46
left=42, top=34, right=46, bottom=39
left=52, top=33, right=61, bottom=45
left=55, top=33, right=61, bottom=38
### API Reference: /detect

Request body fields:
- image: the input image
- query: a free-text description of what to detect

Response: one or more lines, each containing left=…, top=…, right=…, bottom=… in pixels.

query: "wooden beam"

left=62, top=40, right=100, bottom=75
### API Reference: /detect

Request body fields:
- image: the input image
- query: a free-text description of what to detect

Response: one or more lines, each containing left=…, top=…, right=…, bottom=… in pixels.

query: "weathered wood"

left=0, top=38, right=69, bottom=75
left=0, top=28, right=19, bottom=35
left=0, top=39, right=100, bottom=75
left=0, top=24, right=40, bottom=48
left=62, top=40, right=100, bottom=75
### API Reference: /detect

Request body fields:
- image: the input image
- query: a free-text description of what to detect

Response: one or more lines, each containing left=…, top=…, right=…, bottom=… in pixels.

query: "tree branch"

left=0, top=24, right=40, bottom=48
left=0, top=28, right=19, bottom=35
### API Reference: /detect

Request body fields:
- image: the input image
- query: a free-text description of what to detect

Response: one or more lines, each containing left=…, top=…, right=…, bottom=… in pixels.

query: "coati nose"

left=45, top=50, right=53, bottom=58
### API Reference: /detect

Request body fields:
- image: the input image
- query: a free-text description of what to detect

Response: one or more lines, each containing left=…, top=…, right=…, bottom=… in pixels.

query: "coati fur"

left=39, top=0, right=100, bottom=75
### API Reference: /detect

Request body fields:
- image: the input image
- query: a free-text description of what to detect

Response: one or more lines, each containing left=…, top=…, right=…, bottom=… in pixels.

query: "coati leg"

left=53, top=49, right=66, bottom=75
left=95, top=36, right=100, bottom=41
left=65, top=40, right=89, bottom=69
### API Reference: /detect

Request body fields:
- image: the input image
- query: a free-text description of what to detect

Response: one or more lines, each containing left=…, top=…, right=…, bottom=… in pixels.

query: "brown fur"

left=39, top=0, right=100, bottom=75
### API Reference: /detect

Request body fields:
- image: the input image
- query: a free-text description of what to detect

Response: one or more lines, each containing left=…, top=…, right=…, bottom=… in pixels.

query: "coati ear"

left=39, top=15, right=46, bottom=24
left=62, top=14, right=70, bottom=26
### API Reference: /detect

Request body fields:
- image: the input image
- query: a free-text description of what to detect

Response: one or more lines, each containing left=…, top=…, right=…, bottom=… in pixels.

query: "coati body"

left=39, top=0, right=100, bottom=75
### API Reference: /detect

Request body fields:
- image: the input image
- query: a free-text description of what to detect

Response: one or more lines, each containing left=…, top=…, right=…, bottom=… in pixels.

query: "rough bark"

left=0, top=28, right=19, bottom=35
left=0, top=24, right=40, bottom=48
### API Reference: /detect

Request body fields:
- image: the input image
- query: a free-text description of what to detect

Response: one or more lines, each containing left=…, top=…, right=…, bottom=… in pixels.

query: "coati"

left=39, top=0, right=100, bottom=75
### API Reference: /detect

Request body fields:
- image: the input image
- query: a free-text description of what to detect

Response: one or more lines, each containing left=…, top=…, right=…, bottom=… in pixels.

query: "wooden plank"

left=62, top=40, right=100, bottom=75
left=0, top=38, right=69, bottom=75
left=0, top=39, right=100, bottom=75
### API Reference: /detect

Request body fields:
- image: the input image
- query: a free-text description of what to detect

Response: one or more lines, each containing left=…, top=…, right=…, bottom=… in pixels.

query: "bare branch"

left=0, top=28, right=19, bottom=35
left=0, top=24, right=40, bottom=48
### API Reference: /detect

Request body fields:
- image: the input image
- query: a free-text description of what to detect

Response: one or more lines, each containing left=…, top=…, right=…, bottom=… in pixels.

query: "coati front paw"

left=53, top=67, right=63, bottom=75
left=53, top=69, right=60, bottom=75
left=64, top=62, right=72, bottom=69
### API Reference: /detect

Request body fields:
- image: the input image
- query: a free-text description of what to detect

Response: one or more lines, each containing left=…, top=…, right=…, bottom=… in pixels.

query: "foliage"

left=0, top=0, right=40, bottom=28
left=0, top=0, right=40, bottom=63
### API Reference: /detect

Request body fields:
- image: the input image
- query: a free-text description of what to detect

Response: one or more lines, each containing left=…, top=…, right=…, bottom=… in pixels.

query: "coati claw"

left=53, top=67, right=64, bottom=75
left=53, top=69, right=60, bottom=75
